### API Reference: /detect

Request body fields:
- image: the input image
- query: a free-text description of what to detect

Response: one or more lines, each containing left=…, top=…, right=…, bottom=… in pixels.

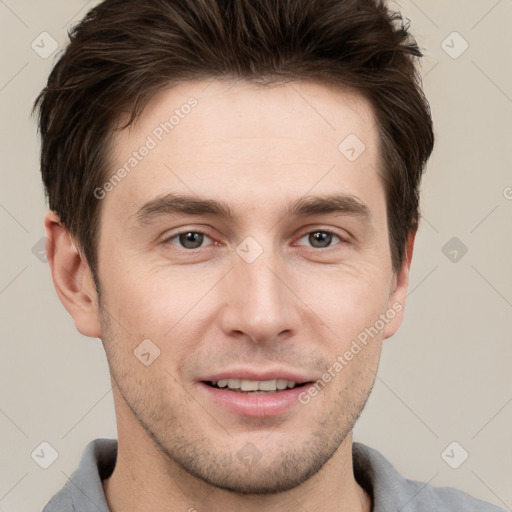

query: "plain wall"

left=0, top=1, right=511, bottom=510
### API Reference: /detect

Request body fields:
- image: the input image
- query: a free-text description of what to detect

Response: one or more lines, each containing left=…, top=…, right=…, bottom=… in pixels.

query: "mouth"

left=203, top=379, right=312, bottom=394
left=198, top=370, right=317, bottom=416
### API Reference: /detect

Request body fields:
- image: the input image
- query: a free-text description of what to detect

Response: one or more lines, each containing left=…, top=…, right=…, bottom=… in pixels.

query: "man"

left=33, top=0, right=505, bottom=510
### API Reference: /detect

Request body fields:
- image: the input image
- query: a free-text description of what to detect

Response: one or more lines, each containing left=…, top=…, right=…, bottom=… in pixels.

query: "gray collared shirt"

left=41, top=438, right=506, bottom=511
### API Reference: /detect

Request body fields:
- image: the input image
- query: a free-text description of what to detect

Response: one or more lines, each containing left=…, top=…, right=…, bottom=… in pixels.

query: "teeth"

left=276, top=379, right=288, bottom=390
left=258, top=379, right=277, bottom=391
left=240, top=380, right=259, bottom=391
left=213, top=379, right=298, bottom=392
left=227, top=379, right=241, bottom=389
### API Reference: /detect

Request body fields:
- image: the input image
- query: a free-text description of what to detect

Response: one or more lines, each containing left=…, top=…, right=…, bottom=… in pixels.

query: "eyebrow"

left=131, top=192, right=373, bottom=225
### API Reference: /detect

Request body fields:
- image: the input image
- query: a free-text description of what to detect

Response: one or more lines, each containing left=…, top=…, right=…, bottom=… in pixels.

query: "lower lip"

left=198, top=382, right=309, bottom=417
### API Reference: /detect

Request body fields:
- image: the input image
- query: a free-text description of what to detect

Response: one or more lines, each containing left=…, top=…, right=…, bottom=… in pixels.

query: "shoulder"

left=42, top=490, right=75, bottom=512
left=352, top=442, right=507, bottom=512
left=40, top=438, right=116, bottom=512
left=399, top=477, right=506, bottom=511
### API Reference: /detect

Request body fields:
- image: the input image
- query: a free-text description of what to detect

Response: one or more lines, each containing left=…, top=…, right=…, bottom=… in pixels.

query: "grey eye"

left=297, top=230, right=341, bottom=248
left=170, top=231, right=211, bottom=249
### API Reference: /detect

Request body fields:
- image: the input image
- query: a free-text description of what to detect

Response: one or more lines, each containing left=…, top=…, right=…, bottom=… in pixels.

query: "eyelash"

left=163, top=228, right=346, bottom=251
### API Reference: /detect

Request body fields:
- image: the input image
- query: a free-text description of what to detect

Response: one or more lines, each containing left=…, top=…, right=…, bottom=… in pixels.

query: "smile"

left=208, top=378, right=302, bottom=392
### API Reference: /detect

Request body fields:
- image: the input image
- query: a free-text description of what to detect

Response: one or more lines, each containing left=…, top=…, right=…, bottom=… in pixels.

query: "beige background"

left=0, top=1, right=511, bottom=510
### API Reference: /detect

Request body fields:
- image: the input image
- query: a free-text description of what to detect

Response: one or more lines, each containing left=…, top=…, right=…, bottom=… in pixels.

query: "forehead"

left=104, top=78, right=382, bottom=219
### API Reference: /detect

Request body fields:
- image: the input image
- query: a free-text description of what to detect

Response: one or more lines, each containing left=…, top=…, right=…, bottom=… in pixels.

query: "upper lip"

left=199, top=367, right=316, bottom=384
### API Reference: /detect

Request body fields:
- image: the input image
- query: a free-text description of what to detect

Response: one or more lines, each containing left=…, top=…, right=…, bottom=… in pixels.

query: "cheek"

left=297, top=263, right=392, bottom=340
left=98, top=258, right=220, bottom=350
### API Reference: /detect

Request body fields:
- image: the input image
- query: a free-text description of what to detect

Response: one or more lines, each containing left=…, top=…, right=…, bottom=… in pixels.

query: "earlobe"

left=382, top=230, right=416, bottom=340
left=44, top=210, right=102, bottom=338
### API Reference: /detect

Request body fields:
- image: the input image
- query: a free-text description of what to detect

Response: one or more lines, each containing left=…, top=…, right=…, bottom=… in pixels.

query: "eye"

left=166, top=231, right=213, bottom=250
left=164, top=228, right=344, bottom=251
left=296, top=229, right=343, bottom=249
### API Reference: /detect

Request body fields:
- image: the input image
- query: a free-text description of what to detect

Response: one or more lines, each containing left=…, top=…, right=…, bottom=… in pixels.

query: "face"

left=93, top=79, right=406, bottom=493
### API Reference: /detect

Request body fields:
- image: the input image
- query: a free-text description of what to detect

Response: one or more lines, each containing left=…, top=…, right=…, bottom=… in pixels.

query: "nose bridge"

left=219, top=240, right=299, bottom=342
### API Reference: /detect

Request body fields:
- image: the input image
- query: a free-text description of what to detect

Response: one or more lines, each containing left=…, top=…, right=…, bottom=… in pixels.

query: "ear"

left=44, top=210, right=102, bottom=338
left=382, top=230, right=416, bottom=340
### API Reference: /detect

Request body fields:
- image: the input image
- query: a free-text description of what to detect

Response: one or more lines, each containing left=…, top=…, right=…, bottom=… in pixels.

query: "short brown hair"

left=33, top=0, right=434, bottom=286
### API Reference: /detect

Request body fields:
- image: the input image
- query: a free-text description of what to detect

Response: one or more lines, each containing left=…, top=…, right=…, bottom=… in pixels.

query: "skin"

left=45, top=79, right=414, bottom=512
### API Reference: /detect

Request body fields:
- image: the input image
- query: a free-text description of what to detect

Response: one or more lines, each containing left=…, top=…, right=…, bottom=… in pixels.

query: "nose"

left=217, top=243, right=302, bottom=345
